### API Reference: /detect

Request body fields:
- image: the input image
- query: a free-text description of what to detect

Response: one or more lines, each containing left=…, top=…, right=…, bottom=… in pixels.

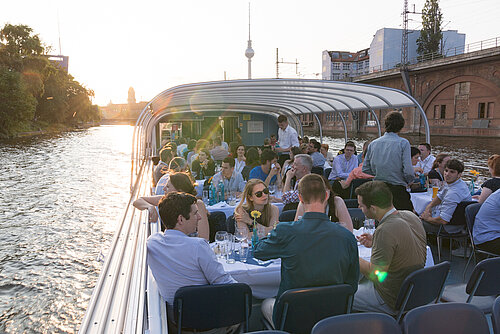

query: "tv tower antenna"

left=245, top=3, right=255, bottom=79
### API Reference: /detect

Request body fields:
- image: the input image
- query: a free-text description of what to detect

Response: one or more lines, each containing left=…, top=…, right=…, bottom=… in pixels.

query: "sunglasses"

left=254, top=188, right=270, bottom=198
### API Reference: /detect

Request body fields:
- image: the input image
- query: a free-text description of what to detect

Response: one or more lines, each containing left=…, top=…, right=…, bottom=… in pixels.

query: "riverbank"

left=7, top=121, right=98, bottom=139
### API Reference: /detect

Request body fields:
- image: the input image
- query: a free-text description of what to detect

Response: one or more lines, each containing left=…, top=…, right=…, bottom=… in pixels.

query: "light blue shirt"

left=147, top=229, right=235, bottom=304
left=434, top=178, right=472, bottom=233
left=362, top=132, right=415, bottom=186
left=211, top=170, right=246, bottom=194
left=329, top=154, right=358, bottom=180
left=310, top=151, right=326, bottom=168
left=473, top=189, right=500, bottom=245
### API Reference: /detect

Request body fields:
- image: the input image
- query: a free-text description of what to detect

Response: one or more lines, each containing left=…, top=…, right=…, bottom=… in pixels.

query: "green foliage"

left=417, top=0, right=443, bottom=58
left=0, top=24, right=100, bottom=137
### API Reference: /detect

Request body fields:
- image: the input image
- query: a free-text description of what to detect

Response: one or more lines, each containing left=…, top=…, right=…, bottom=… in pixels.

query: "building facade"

left=322, top=49, right=369, bottom=80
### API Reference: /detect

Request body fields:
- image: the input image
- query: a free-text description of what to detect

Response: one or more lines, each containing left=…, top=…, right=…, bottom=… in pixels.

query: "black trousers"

left=477, top=237, right=500, bottom=258
left=384, top=183, right=414, bottom=212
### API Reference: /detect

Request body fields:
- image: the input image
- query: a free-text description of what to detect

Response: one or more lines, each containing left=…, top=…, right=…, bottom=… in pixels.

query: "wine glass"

left=363, top=219, right=375, bottom=235
left=215, top=231, right=228, bottom=259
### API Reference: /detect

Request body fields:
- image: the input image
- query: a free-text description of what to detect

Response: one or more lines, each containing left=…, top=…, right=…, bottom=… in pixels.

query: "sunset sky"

left=2, top=0, right=499, bottom=105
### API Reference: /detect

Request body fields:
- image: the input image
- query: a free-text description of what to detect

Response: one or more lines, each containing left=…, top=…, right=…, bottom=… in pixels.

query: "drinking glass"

left=268, top=184, right=276, bottom=195
left=214, top=231, right=228, bottom=259
left=257, top=225, right=267, bottom=239
left=239, top=241, right=250, bottom=263
left=225, top=233, right=235, bottom=264
left=363, top=219, right=375, bottom=235
left=202, top=190, right=209, bottom=205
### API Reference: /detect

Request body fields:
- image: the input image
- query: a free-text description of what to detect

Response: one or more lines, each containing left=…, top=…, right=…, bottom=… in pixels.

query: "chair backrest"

left=274, top=284, right=354, bottom=334
left=344, top=199, right=359, bottom=208
left=324, top=167, right=332, bottom=178
left=173, top=283, right=252, bottom=331
left=347, top=208, right=365, bottom=230
left=311, top=166, right=324, bottom=176
left=279, top=210, right=297, bottom=222
left=464, top=202, right=482, bottom=248
left=394, top=261, right=450, bottom=319
left=402, top=303, right=490, bottom=334
left=349, top=178, right=372, bottom=199
left=493, top=296, right=500, bottom=334
left=248, top=331, right=290, bottom=334
left=312, top=313, right=401, bottom=334
left=448, top=201, right=476, bottom=225
left=466, top=257, right=500, bottom=297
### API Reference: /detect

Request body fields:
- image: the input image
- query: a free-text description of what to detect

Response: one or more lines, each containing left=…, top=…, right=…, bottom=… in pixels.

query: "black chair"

left=348, top=178, right=372, bottom=199
left=264, top=284, right=354, bottom=334
left=441, top=257, right=500, bottom=313
left=311, top=166, right=324, bottom=176
left=493, top=296, right=500, bottom=334
left=463, top=203, right=499, bottom=275
left=248, top=331, right=290, bottom=334
left=344, top=198, right=359, bottom=208
left=279, top=210, right=297, bottom=222
left=173, top=283, right=252, bottom=334
left=433, top=200, right=476, bottom=262
left=401, top=303, right=490, bottom=334
left=208, top=211, right=229, bottom=242
left=312, top=313, right=401, bottom=334
left=393, top=261, right=450, bottom=322
left=347, top=208, right=365, bottom=230
left=324, top=167, right=332, bottom=179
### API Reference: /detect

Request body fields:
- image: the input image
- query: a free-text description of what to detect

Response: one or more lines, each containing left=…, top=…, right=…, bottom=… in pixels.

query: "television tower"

left=245, top=3, right=255, bottom=79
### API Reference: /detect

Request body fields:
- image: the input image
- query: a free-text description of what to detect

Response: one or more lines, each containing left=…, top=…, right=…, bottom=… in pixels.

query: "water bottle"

left=469, top=179, right=475, bottom=195
left=419, top=173, right=426, bottom=189
left=209, top=183, right=216, bottom=205
left=218, top=180, right=225, bottom=202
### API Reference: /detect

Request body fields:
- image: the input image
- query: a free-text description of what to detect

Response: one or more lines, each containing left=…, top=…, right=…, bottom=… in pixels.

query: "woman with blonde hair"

left=133, top=172, right=210, bottom=240
left=234, top=179, right=279, bottom=235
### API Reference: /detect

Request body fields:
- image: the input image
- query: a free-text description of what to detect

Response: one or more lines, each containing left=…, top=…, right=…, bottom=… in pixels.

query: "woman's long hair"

left=236, top=179, right=271, bottom=227
left=169, top=172, right=197, bottom=196
left=168, top=157, right=194, bottom=180
left=431, top=153, right=450, bottom=169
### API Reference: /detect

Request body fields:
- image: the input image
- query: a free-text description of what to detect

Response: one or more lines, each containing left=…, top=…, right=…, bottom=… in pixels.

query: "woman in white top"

left=234, top=144, right=246, bottom=174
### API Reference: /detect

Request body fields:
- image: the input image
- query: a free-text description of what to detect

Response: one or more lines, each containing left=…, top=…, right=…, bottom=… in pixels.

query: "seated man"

left=420, top=159, right=472, bottom=234
left=210, top=137, right=229, bottom=161
left=331, top=149, right=374, bottom=198
left=254, top=174, right=359, bottom=327
left=354, top=181, right=427, bottom=314
left=211, top=156, right=246, bottom=198
left=328, top=141, right=359, bottom=181
left=249, top=149, right=281, bottom=187
left=473, top=188, right=500, bottom=256
left=281, top=154, right=312, bottom=210
left=147, top=192, right=236, bottom=324
left=308, top=140, right=326, bottom=168
left=416, top=143, right=436, bottom=175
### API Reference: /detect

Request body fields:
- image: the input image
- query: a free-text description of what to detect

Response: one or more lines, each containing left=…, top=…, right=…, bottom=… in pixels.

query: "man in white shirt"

left=417, top=143, right=435, bottom=175
left=147, top=192, right=235, bottom=310
left=276, top=115, right=300, bottom=166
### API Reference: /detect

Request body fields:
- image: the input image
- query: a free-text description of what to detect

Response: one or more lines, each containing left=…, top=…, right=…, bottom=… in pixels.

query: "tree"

left=0, top=24, right=44, bottom=71
left=416, top=0, right=443, bottom=59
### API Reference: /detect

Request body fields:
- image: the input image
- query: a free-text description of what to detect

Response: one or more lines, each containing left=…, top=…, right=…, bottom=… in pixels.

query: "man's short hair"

left=355, top=181, right=393, bottom=209
left=445, top=159, right=464, bottom=173
left=214, top=137, right=222, bottom=146
left=277, top=115, right=287, bottom=123
left=411, top=146, right=421, bottom=158
left=311, top=141, right=321, bottom=151
left=488, top=154, right=500, bottom=176
left=384, top=111, right=405, bottom=133
left=419, top=142, right=432, bottom=152
left=345, top=141, right=356, bottom=150
left=294, top=154, right=313, bottom=171
left=222, top=156, right=235, bottom=168
left=261, top=149, right=277, bottom=165
left=298, top=174, right=327, bottom=204
left=158, top=192, right=198, bottom=230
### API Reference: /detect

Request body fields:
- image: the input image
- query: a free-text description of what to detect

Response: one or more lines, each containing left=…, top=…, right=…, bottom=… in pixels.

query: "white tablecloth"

left=410, top=191, right=433, bottom=215
left=207, top=200, right=285, bottom=218
left=220, top=230, right=435, bottom=299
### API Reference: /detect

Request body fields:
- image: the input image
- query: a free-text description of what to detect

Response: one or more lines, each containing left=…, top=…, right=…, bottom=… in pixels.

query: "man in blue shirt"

left=473, top=189, right=500, bottom=255
left=254, top=174, right=359, bottom=328
left=308, top=140, right=326, bottom=168
left=329, top=141, right=358, bottom=181
left=249, top=149, right=281, bottom=187
left=363, top=112, right=415, bottom=211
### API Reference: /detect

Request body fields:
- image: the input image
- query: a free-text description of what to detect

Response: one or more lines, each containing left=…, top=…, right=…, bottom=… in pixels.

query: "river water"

left=0, top=125, right=496, bottom=333
left=0, top=125, right=133, bottom=333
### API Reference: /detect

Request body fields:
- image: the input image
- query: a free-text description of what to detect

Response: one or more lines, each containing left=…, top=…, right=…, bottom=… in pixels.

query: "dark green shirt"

left=254, top=212, right=359, bottom=301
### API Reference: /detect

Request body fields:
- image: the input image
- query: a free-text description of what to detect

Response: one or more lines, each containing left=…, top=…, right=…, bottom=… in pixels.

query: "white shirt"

left=235, top=158, right=246, bottom=174
left=417, top=154, right=436, bottom=174
left=147, top=229, right=235, bottom=305
left=177, top=143, right=187, bottom=156
left=277, top=125, right=300, bottom=150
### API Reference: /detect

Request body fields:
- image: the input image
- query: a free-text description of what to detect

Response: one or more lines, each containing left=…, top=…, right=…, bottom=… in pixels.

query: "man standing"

left=362, top=111, right=415, bottom=211
left=281, top=154, right=313, bottom=210
left=211, top=157, right=246, bottom=198
left=210, top=137, right=229, bottom=161
left=254, top=174, right=359, bottom=327
left=249, top=149, right=281, bottom=187
left=329, top=141, right=358, bottom=181
left=308, top=140, right=326, bottom=168
left=417, top=143, right=436, bottom=175
left=147, top=192, right=236, bottom=317
left=354, top=181, right=426, bottom=315
left=275, top=115, right=300, bottom=166
left=420, top=159, right=472, bottom=234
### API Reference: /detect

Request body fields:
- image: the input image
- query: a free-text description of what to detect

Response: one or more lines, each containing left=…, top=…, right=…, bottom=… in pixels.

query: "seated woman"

left=234, top=144, right=246, bottom=174
left=191, top=149, right=216, bottom=179
left=153, top=147, right=174, bottom=186
left=428, top=153, right=450, bottom=187
left=294, top=180, right=353, bottom=232
left=155, top=157, right=193, bottom=195
left=133, top=172, right=210, bottom=241
left=280, top=146, right=301, bottom=182
left=241, top=147, right=260, bottom=181
left=475, top=154, right=500, bottom=203
left=234, top=179, right=279, bottom=235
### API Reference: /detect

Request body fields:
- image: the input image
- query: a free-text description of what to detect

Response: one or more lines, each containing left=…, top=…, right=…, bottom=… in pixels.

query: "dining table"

left=218, top=228, right=435, bottom=299
left=410, top=190, right=433, bottom=215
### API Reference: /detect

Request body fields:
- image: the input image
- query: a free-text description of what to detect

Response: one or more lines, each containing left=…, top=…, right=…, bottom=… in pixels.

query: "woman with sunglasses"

left=234, top=179, right=279, bottom=235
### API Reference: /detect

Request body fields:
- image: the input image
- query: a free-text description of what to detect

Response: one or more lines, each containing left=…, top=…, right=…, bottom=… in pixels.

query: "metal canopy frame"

left=132, top=79, right=430, bottom=185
